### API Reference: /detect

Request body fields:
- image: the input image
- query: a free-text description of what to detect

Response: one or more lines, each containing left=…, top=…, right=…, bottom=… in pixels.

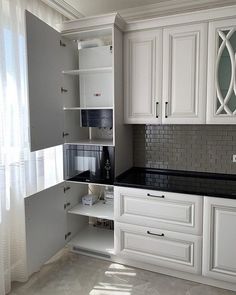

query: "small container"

left=104, top=186, right=114, bottom=204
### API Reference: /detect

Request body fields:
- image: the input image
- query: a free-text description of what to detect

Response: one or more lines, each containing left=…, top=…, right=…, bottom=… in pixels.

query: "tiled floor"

left=10, top=249, right=236, bottom=295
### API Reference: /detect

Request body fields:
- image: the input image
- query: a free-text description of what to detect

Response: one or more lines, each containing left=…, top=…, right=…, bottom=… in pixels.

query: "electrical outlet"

left=233, top=155, right=236, bottom=163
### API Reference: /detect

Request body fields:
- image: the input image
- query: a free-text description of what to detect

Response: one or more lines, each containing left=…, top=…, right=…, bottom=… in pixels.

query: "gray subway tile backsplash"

left=133, top=125, right=236, bottom=174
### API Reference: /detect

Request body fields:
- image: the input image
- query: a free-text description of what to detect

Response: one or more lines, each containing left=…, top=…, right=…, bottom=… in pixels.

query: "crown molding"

left=124, top=4, right=236, bottom=32
left=118, top=0, right=236, bottom=22
left=60, top=12, right=126, bottom=38
left=40, top=0, right=84, bottom=19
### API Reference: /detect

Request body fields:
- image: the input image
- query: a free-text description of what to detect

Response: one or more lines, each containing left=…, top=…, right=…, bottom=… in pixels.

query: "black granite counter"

left=114, top=167, right=236, bottom=199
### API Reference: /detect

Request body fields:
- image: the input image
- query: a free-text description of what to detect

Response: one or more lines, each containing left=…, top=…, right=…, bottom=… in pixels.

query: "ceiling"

left=64, top=0, right=170, bottom=16
left=59, top=0, right=236, bottom=20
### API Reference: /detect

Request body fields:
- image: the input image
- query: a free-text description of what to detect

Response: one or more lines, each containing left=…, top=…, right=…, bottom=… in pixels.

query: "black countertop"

left=114, top=167, right=236, bottom=199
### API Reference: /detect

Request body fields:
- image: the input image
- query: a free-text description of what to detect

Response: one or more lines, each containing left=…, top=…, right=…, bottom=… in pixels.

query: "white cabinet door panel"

left=124, top=30, right=162, bottom=124
left=115, top=222, right=202, bottom=274
left=206, top=18, right=236, bottom=124
left=114, top=187, right=203, bottom=235
left=203, top=197, right=236, bottom=283
left=26, top=11, right=77, bottom=151
left=25, top=182, right=66, bottom=276
left=162, top=23, right=207, bottom=124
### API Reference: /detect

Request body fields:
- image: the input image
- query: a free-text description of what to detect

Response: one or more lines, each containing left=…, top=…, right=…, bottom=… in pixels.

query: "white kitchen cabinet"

left=24, top=11, right=132, bottom=276
left=124, top=23, right=207, bottom=124
left=203, top=197, right=236, bottom=283
left=114, top=186, right=203, bottom=235
left=24, top=182, right=88, bottom=275
left=114, top=186, right=203, bottom=275
left=124, top=30, right=162, bottom=124
left=162, top=23, right=207, bottom=124
left=25, top=181, right=117, bottom=276
left=115, top=222, right=202, bottom=274
left=207, top=18, right=236, bottom=124
left=26, top=11, right=132, bottom=153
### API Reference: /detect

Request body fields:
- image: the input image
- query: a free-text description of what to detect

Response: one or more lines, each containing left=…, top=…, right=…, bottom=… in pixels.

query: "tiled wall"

left=133, top=125, right=236, bottom=174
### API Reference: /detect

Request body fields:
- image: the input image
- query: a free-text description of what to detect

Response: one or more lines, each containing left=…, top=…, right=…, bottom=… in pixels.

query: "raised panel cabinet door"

left=24, top=182, right=67, bottom=276
left=124, top=30, right=162, bottom=124
left=203, top=197, right=236, bottom=283
left=162, top=23, right=207, bottom=124
left=207, top=19, right=236, bottom=124
left=26, top=11, right=77, bottom=151
left=115, top=222, right=202, bottom=274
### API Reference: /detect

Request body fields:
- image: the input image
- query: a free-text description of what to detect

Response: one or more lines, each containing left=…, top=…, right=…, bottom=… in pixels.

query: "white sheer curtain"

left=0, top=1, right=65, bottom=294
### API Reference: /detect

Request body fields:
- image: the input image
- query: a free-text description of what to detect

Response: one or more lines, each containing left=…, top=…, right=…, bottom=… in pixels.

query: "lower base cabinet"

left=115, top=222, right=202, bottom=274
left=203, top=197, right=236, bottom=283
left=25, top=182, right=236, bottom=290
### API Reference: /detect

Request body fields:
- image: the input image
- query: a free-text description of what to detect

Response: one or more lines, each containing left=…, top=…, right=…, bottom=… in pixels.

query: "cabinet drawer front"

left=115, top=223, right=202, bottom=274
left=114, top=187, right=203, bottom=235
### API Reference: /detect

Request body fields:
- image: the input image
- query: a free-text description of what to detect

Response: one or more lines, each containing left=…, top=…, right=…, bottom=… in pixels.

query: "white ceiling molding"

left=118, top=0, right=236, bottom=22
left=41, top=0, right=84, bottom=19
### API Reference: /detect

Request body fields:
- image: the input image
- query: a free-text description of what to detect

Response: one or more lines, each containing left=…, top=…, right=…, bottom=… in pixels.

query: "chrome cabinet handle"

left=156, top=102, right=159, bottom=118
left=165, top=102, right=168, bottom=118
left=147, top=230, right=164, bottom=237
left=147, top=193, right=165, bottom=198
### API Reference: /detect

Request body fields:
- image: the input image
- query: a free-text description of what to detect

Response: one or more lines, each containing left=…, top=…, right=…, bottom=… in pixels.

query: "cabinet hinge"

left=110, top=45, right=112, bottom=53
left=60, top=40, right=66, bottom=47
left=64, top=202, right=71, bottom=210
left=61, top=87, right=68, bottom=93
left=65, top=232, right=71, bottom=240
left=63, top=186, right=71, bottom=193
left=62, top=132, right=69, bottom=138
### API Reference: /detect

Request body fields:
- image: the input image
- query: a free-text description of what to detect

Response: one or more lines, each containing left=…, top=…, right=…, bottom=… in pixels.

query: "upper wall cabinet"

left=124, top=23, right=207, bottom=124
left=124, top=30, right=162, bottom=124
left=26, top=11, right=130, bottom=153
left=207, top=19, right=236, bottom=124
left=162, top=23, right=207, bottom=124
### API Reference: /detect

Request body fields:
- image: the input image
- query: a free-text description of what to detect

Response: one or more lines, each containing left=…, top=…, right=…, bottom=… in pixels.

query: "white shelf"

left=66, top=180, right=114, bottom=187
left=68, top=200, right=114, bottom=220
left=65, top=139, right=114, bottom=146
left=63, top=107, right=113, bottom=111
left=68, top=225, right=114, bottom=256
left=62, top=67, right=112, bottom=75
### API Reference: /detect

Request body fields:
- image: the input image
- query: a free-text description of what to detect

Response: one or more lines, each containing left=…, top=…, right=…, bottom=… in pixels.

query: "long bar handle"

left=156, top=102, right=159, bottom=118
left=165, top=102, right=168, bottom=118
left=147, top=230, right=164, bottom=237
left=147, top=193, right=165, bottom=198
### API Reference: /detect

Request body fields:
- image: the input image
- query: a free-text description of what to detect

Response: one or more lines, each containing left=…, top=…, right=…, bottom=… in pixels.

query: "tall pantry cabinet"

left=24, top=11, right=132, bottom=276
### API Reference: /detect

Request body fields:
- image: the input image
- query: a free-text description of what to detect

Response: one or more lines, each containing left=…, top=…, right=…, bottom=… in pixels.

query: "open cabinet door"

left=25, top=11, right=77, bottom=151
left=25, top=183, right=67, bottom=276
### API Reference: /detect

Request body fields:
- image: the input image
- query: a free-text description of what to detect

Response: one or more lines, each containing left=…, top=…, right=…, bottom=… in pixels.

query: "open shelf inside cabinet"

left=64, top=110, right=114, bottom=146
left=62, top=67, right=112, bottom=75
left=66, top=139, right=114, bottom=146
left=68, top=200, right=114, bottom=220
left=67, top=182, right=114, bottom=258
left=63, top=107, right=113, bottom=111
left=62, top=43, right=113, bottom=109
left=68, top=225, right=114, bottom=257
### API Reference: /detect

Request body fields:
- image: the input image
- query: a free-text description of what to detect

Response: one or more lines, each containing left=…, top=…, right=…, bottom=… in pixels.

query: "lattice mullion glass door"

left=207, top=19, right=236, bottom=124
left=216, top=28, right=236, bottom=116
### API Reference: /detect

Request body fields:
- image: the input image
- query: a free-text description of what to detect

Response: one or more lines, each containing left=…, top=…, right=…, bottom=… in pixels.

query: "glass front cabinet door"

left=207, top=19, right=236, bottom=124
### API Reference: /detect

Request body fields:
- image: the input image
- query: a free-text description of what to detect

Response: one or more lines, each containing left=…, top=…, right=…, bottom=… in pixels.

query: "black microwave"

left=64, top=145, right=114, bottom=184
